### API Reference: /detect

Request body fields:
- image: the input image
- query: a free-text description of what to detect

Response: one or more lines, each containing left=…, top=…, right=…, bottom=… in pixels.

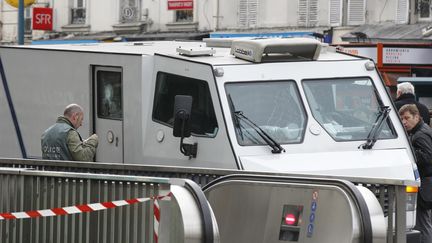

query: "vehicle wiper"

left=234, top=111, right=285, bottom=154
left=227, top=94, right=243, bottom=140
left=359, top=106, right=391, bottom=150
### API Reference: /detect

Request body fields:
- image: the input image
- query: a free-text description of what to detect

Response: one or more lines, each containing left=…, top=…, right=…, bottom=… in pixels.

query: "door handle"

left=115, top=137, right=119, bottom=147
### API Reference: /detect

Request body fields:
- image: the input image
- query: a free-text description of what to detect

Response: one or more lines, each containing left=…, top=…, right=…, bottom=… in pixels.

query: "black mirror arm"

left=179, top=117, right=198, bottom=159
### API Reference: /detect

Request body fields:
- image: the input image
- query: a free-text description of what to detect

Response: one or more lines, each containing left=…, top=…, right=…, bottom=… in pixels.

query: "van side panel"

left=0, top=48, right=143, bottom=161
left=0, top=52, right=21, bottom=158
left=122, top=56, right=150, bottom=163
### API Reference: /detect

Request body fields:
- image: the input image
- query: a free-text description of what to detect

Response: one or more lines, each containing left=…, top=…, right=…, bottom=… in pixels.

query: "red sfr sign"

left=32, top=7, right=53, bottom=31
left=168, top=0, right=193, bottom=10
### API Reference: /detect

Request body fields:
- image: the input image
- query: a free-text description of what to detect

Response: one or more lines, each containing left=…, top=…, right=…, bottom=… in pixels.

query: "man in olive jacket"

left=400, top=104, right=432, bottom=243
left=41, top=104, right=98, bottom=161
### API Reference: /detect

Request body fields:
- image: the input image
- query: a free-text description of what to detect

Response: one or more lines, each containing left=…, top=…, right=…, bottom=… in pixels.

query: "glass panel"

left=152, top=72, right=218, bottom=137
left=419, top=0, right=431, bottom=18
left=419, top=97, right=432, bottom=109
left=25, top=7, right=31, bottom=17
left=97, top=71, right=122, bottom=120
left=24, top=18, right=32, bottom=33
left=303, top=78, right=396, bottom=141
left=225, top=81, right=306, bottom=145
left=120, top=0, right=140, bottom=23
left=24, top=7, right=32, bottom=34
left=71, top=8, right=86, bottom=24
left=176, top=10, right=193, bottom=22
left=24, top=8, right=31, bottom=33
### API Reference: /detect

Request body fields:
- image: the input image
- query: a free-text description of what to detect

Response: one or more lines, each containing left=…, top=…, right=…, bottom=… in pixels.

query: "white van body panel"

left=240, top=149, right=416, bottom=181
left=0, top=40, right=418, bottom=185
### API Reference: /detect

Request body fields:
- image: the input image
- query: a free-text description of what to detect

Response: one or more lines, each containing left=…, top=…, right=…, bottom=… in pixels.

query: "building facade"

left=0, top=0, right=430, bottom=43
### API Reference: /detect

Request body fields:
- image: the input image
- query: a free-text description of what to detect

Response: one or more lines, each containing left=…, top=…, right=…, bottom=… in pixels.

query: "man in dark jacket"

left=41, top=104, right=98, bottom=161
left=400, top=104, right=432, bottom=243
left=395, top=82, right=430, bottom=125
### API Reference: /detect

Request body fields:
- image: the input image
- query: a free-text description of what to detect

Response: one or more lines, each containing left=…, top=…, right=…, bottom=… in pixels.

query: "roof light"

left=214, top=67, right=224, bottom=77
left=365, top=61, right=375, bottom=71
left=230, top=38, right=322, bottom=63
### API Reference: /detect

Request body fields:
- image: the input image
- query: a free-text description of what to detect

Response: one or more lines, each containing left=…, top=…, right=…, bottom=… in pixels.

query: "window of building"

left=347, top=0, right=365, bottom=25
left=97, top=71, right=123, bottom=120
left=120, top=0, right=140, bottom=23
left=417, top=0, right=431, bottom=20
left=239, top=0, right=258, bottom=28
left=175, top=10, right=193, bottom=22
left=298, top=0, right=318, bottom=27
left=152, top=72, right=218, bottom=137
left=396, top=0, right=409, bottom=24
left=71, top=0, right=86, bottom=24
left=329, top=0, right=365, bottom=26
left=329, top=0, right=343, bottom=26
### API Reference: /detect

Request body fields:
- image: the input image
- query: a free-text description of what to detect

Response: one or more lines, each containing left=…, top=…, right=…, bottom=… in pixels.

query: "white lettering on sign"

left=35, top=13, right=52, bottom=25
left=32, top=7, right=53, bottom=31
left=167, top=0, right=193, bottom=10
left=169, top=2, right=192, bottom=7
left=338, top=47, right=377, bottom=62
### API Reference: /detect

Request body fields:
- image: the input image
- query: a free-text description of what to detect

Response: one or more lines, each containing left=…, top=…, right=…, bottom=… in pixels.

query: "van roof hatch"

left=230, top=38, right=322, bottom=63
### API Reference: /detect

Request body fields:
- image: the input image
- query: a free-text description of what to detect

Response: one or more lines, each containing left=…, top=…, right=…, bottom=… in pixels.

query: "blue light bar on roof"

left=210, top=32, right=315, bottom=39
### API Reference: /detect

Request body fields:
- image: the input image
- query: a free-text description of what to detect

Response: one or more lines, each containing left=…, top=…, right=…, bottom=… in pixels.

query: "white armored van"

left=0, top=38, right=420, bottom=240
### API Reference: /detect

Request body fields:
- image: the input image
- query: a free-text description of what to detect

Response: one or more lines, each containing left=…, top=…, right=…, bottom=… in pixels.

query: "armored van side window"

left=303, top=78, right=396, bottom=141
left=152, top=72, right=218, bottom=137
left=225, top=81, right=307, bottom=145
left=96, top=71, right=123, bottom=120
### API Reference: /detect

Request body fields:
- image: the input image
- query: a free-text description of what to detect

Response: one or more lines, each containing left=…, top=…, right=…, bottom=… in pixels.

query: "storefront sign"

left=338, top=46, right=432, bottom=65
left=32, top=7, right=53, bottom=31
left=168, top=0, right=193, bottom=10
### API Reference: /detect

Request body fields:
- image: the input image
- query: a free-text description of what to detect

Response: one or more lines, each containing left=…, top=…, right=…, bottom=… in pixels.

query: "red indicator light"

left=285, top=213, right=297, bottom=225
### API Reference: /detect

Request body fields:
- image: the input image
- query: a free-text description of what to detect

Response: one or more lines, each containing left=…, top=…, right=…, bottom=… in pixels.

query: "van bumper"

left=407, top=229, right=421, bottom=243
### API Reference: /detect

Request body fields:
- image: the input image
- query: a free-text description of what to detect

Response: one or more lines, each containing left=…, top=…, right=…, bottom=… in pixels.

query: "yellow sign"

left=5, top=0, right=35, bottom=8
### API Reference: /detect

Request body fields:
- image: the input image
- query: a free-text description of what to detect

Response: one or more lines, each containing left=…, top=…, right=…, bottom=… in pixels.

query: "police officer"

left=41, top=104, right=98, bottom=161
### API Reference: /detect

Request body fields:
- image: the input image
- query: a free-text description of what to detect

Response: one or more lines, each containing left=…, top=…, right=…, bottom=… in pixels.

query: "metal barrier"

left=0, top=167, right=219, bottom=243
left=203, top=174, right=386, bottom=243
left=0, top=158, right=413, bottom=242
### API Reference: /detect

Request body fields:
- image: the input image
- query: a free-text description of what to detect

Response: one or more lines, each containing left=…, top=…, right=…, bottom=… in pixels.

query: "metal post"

left=395, top=185, right=407, bottom=243
left=18, top=0, right=24, bottom=45
left=216, top=0, right=220, bottom=30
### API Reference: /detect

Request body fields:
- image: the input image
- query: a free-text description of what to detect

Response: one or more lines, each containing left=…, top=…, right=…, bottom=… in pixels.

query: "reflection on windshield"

left=225, top=81, right=306, bottom=146
left=303, top=78, right=396, bottom=141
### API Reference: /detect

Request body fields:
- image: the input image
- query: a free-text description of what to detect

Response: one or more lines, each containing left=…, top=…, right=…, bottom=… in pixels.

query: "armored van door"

left=93, top=66, right=123, bottom=163
left=144, top=55, right=237, bottom=169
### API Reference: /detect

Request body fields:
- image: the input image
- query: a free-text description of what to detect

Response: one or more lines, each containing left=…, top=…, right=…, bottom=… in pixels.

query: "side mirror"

left=173, top=95, right=197, bottom=158
left=173, top=95, right=192, bottom=138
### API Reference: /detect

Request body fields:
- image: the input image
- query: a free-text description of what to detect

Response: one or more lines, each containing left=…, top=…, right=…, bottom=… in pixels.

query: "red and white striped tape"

left=0, top=193, right=171, bottom=220
left=154, top=199, right=161, bottom=243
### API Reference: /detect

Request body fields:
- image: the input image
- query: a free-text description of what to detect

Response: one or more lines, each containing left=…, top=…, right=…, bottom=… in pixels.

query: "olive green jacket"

left=42, top=116, right=98, bottom=161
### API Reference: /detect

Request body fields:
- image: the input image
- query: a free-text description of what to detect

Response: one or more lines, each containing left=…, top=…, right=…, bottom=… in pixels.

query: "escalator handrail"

left=184, top=179, right=215, bottom=243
